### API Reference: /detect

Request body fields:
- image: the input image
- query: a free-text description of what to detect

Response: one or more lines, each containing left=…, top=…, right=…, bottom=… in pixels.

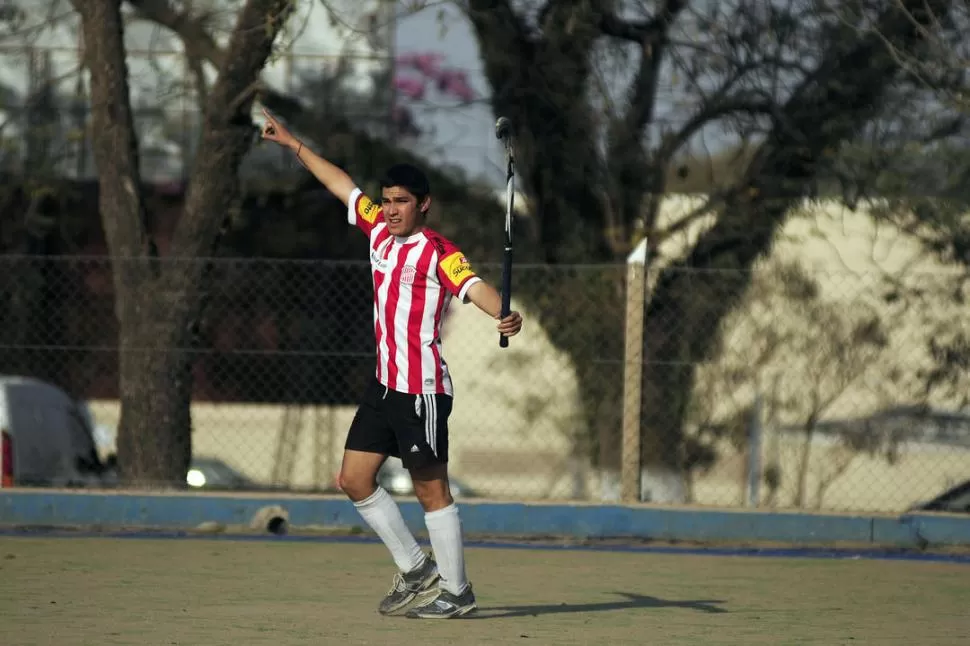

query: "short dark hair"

left=380, top=163, right=430, bottom=201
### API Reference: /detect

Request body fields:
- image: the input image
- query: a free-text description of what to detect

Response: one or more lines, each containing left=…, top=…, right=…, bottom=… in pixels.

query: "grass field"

left=1, top=536, right=968, bottom=645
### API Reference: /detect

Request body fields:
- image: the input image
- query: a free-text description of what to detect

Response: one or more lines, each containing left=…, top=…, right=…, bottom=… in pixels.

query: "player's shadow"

left=466, top=591, right=727, bottom=619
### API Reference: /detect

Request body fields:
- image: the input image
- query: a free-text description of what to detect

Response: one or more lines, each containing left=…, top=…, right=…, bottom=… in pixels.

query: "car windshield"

left=195, top=460, right=245, bottom=483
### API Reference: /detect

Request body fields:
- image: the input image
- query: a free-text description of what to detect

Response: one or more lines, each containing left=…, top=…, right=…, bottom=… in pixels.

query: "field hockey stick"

left=495, top=116, right=515, bottom=348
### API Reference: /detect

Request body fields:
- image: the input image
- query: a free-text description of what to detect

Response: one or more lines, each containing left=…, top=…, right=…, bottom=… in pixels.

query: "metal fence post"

left=747, top=393, right=764, bottom=507
left=621, top=239, right=647, bottom=503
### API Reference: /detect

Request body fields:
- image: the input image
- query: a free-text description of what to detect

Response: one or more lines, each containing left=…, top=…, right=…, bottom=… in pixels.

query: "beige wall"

left=87, top=198, right=969, bottom=512
left=87, top=287, right=588, bottom=500
left=655, top=198, right=970, bottom=512
left=688, top=433, right=970, bottom=512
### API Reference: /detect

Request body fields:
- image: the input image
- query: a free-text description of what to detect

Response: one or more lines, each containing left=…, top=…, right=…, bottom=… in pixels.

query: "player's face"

left=382, top=186, right=429, bottom=237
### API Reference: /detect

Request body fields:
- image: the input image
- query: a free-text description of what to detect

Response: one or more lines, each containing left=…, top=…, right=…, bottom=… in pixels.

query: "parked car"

left=186, top=457, right=263, bottom=490
left=1, top=375, right=477, bottom=498
left=376, top=459, right=479, bottom=499
left=0, top=375, right=110, bottom=488
left=330, top=459, right=478, bottom=498
left=909, top=479, right=970, bottom=514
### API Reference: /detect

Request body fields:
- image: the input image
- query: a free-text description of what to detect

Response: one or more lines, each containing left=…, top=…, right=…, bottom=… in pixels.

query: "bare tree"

left=786, top=310, right=889, bottom=508
left=688, top=259, right=893, bottom=509
left=854, top=0, right=970, bottom=113
left=834, top=1, right=970, bottom=408
left=6, top=1, right=965, bottom=499
left=462, top=0, right=959, bottom=501
left=71, top=0, right=294, bottom=486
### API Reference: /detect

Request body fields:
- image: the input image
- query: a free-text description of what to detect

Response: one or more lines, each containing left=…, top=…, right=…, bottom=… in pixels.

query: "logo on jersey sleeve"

left=439, top=251, right=475, bottom=287
left=356, top=194, right=382, bottom=225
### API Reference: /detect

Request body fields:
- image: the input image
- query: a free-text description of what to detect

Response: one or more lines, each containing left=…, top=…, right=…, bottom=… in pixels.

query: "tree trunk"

left=544, top=271, right=627, bottom=477
left=466, top=1, right=627, bottom=485
left=71, top=0, right=162, bottom=483
left=466, top=0, right=612, bottom=265
left=636, top=0, right=952, bottom=502
left=115, top=298, right=194, bottom=484
left=74, top=0, right=293, bottom=487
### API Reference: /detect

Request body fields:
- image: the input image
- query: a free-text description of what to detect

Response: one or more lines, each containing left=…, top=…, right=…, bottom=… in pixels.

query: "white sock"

left=353, top=487, right=425, bottom=573
left=425, top=503, right=468, bottom=595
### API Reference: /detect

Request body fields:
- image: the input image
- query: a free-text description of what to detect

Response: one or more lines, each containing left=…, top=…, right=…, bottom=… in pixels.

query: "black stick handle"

left=496, top=116, right=515, bottom=349
left=499, top=245, right=513, bottom=347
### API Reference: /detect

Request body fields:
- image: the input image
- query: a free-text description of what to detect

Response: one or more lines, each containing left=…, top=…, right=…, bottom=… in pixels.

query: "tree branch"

left=125, top=0, right=424, bottom=185
left=599, top=13, right=651, bottom=42
left=187, top=51, right=208, bottom=108
left=167, top=0, right=294, bottom=259
left=659, top=95, right=775, bottom=163
left=599, top=0, right=688, bottom=43
left=619, top=0, right=690, bottom=147
left=125, top=0, right=223, bottom=112
left=654, top=188, right=733, bottom=247
left=605, top=0, right=688, bottom=248
left=466, top=0, right=531, bottom=42
left=465, top=0, right=534, bottom=98
left=467, top=0, right=611, bottom=263
left=126, top=0, right=223, bottom=65
left=126, top=0, right=299, bottom=114
left=70, top=0, right=153, bottom=261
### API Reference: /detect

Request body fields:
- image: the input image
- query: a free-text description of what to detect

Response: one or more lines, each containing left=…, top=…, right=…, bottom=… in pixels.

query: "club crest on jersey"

left=400, top=265, right=417, bottom=285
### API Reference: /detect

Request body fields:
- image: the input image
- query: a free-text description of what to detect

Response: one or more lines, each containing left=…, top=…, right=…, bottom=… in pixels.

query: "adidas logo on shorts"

left=410, top=444, right=420, bottom=453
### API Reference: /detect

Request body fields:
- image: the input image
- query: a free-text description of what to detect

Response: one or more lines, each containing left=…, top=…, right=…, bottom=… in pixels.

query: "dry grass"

left=1, top=536, right=968, bottom=645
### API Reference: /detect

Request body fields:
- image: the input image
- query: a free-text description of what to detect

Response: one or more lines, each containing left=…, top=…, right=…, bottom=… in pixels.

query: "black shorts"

left=345, top=378, right=452, bottom=470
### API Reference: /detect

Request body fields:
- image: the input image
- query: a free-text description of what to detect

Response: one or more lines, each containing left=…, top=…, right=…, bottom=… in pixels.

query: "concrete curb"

left=1, top=489, right=968, bottom=548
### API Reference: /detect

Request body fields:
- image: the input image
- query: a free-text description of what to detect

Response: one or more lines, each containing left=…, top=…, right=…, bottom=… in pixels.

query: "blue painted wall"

left=1, top=490, right=968, bottom=549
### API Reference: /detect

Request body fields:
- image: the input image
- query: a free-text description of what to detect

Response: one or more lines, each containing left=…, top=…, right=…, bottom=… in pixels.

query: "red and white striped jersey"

left=348, top=187, right=481, bottom=396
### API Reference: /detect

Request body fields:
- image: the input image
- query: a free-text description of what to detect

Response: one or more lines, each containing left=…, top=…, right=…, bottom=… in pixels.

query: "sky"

left=393, top=3, right=507, bottom=187
left=0, top=0, right=507, bottom=187
left=1, top=0, right=831, bottom=190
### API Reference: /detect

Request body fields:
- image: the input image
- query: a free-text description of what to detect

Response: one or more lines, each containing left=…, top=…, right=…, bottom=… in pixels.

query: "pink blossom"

left=393, top=76, right=426, bottom=100
left=394, top=51, right=477, bottom=104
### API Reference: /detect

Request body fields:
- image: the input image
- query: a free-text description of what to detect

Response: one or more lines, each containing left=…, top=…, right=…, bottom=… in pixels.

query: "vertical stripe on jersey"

left=384, top=242, right=418, bottom=389
left=431, top=279, right=451, bottom=394
left=375, top=239, right=396, bottom=384
left=367, top=227, right=466, bottom=395
left=372, top=299, right=383, bottom=383
left=390, top=243, right=425, bottom=391
left=370, top=225, right=391, bottom=383
left=421, top=254, right=444, bottom=394
left=407, top=244, right=437, bottom=393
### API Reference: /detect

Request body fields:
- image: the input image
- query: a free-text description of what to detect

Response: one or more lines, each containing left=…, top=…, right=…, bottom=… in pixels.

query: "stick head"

left=495, top=116, right=512, bottom=141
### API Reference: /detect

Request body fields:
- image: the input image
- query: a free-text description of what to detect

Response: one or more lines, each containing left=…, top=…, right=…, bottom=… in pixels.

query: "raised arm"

left=259, top=108, right=356, bottom=206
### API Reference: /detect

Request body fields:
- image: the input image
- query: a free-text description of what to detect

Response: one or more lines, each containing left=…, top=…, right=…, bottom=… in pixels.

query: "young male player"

left=260, top=109, right=523, bottom=618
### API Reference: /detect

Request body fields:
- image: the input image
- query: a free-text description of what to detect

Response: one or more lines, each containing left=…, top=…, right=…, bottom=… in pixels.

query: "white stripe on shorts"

left=423, top=394, right=437, bottom=456
left=431, top=395, right=437, bottom=456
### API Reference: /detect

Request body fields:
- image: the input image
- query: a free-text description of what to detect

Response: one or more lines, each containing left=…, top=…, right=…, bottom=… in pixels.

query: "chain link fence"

left=1, top=253, right=969, bottom=513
